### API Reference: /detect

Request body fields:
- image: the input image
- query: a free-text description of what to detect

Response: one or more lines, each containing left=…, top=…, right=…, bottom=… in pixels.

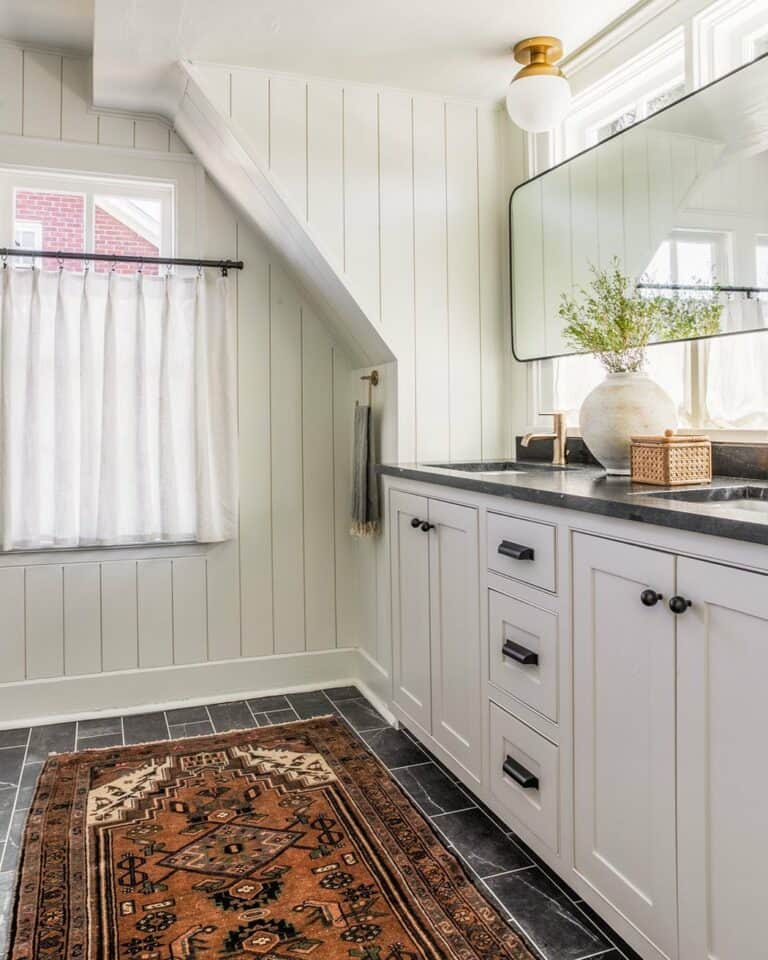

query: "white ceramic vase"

left=579, top=371, right=677, bottom=475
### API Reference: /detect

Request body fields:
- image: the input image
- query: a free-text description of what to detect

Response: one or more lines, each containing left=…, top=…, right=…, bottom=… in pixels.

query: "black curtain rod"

left=637, top=281, right=768, bottom=295
left=0, top=248, right=244, bottom=274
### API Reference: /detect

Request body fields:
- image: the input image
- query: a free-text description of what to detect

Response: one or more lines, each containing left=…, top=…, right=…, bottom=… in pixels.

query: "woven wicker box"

left=630, top=430, right=712, bottom=486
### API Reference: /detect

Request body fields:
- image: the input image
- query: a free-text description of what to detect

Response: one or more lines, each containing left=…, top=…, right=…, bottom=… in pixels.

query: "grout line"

left=479, top=864, right=536, bottom=881
left=1, top=727, right=31, bottom=859
left=430, top=806, right=478, bottom=819
left=574, top=951, right=617, bottom=960
left=389, top=760, right=433, bottom=772
left=120, top=715, right=125, bottom=746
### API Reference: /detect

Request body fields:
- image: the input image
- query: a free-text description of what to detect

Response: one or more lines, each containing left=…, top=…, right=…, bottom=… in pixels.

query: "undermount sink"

left=426, top=460, right=570, bottom=474
left=644, top=485, right=768, bottom=515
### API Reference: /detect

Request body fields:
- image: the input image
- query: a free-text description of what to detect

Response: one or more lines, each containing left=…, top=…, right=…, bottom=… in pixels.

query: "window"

left=1, top=169, right=173, bottom=272
left=529, top=0, right=768, bottom=436
left=0, top=168, right=237, bottom=551
left=557, top=30, right=686, bottom=161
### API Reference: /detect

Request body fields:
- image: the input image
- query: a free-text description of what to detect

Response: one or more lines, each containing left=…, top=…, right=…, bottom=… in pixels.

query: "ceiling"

left=0, top=0, right=93, bottom=53
left=4, top=1, right=639, bottom=107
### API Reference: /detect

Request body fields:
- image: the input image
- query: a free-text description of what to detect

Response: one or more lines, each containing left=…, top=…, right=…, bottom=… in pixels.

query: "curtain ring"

left=57, top=255, right=64, bottom=272
left=83, top=258, right=90, bottom=274
left=196, top=264, right=203, bottom=278
left=2, top=253, right=7, bottom=270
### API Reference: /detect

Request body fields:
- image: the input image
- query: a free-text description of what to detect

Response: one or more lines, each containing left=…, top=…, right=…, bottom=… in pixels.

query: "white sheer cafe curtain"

left=0, top=267, right=238, bottom=551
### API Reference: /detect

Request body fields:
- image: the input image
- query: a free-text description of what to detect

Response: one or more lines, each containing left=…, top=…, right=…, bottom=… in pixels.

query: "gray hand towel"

left=351, top=403, right=380, bottom=537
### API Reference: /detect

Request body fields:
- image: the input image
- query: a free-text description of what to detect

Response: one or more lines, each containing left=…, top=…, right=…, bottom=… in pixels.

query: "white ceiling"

left=0, top=0, right=93, bottom=53
left=1, top=0, right=640, bottom=113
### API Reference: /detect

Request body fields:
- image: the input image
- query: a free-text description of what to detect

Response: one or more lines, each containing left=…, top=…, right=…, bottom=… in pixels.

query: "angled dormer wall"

left=191, top=62, right=521, bottom=463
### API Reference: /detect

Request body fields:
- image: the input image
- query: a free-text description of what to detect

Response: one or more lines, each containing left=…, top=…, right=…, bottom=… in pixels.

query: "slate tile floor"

left=0, top=688, right=640, bottom=960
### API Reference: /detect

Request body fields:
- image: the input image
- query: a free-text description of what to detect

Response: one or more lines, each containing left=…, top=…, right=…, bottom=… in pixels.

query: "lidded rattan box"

left=630, top=430, right=712, bottom=486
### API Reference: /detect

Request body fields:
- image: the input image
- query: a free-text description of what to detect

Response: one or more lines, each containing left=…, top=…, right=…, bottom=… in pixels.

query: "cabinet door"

left=390, top=490, right=432, bottom=733
left=677, top=557, right=768, bottom=960
left=573, top=534, right=677, bottom=958
left=428, top=499, right=481, bottom=780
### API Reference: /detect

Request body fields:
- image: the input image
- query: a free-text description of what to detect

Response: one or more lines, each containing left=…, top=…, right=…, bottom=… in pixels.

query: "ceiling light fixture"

left=505, top=36, right=571, bottom=133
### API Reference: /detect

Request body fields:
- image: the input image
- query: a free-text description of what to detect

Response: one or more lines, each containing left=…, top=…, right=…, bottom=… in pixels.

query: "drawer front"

left=489, top=700, right=559, bottom=853
left=487, top=511, right=556, bottom=593
left=489, top=590, right=558, bottom=722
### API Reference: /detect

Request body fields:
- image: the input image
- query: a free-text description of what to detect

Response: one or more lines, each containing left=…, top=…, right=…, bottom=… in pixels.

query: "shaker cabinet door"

left=428, top=498, right=481, bottom=781
left=572, top=533, right=677, bottom=959
left=677, top=557, right=768, bottom=960
left=390, top=490, right=432, bottom=733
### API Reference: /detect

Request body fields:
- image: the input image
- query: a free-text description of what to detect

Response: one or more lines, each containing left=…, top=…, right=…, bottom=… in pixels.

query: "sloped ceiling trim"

left=173, top=64, right=393, bottom=366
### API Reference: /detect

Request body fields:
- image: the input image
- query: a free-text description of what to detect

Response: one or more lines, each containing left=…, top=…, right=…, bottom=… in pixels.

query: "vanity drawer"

left=489, top=590, right=558, bottom=722
left=489, top=700, right=559, bottom=853
left=487, top=511, right=556, bottom=593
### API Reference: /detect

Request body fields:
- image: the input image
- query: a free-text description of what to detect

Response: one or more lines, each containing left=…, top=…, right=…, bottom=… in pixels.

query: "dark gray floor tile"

left=570, top=899, right=643, bottom=960
left=1, top=808, right=27, bottom=873
left=122, top=713, right=168, bottom=745
left=0, top=729, right=28, bottom=750
left=263, top=709, right=298, bottom=725
left=168, top=721, right=214, bottom=739
left=247, top=695, right=291, bottom=713
left=15, top=763, right=42, bottom=812
left=323, top=686, right=361, bottom=701
left=251, top=712, right=269, bottom=726
left=485, top=868, right=612, bottom=960
left=286, top=691, right=334, bottom=719
left=0, top=788, right=15, bottom=839
left=165, top=705, right=210, bottom=725
left=207, top=701, right=256, bottom=732
left=334, top=698, right=386, bottom=732
left=76, top=733, right=123, bottom=751
left=432, top=808, right=532, bottom=878
left=26, top=723, right=76, bottom=763
left=0, top=869, right=13, bottom=956
left=77, top=716, right=122, bottom=738
left=0, top=747, right=25, bottom=789
left=400, top=727, right=461, bottom=782
left=361, top=728, right=428, bottom=768
left=393, top=762, right=474, bottom=817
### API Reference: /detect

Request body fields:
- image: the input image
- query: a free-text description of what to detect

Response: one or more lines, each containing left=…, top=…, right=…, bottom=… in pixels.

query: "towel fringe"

left=350, top=521, right=380, bottom=538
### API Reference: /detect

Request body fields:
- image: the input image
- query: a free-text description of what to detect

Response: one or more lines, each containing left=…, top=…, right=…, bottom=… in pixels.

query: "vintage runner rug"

left=9, top=716, right=536, bottom=960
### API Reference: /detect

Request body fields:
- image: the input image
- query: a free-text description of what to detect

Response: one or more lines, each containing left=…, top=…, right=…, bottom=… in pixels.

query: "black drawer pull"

left=498, top=540, right=535, bottom=561
left=503, top=755, right=539, bottom=790
left=502, top=639, right=539, bottom=665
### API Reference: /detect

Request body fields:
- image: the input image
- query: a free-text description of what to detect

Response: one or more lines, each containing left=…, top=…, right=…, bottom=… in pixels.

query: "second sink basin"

left=427, top=460, right=570, bottom=474
left=644, top=485, right=768, bottom=515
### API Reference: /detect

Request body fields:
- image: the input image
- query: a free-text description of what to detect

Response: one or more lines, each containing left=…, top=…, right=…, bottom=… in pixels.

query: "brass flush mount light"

left=505, top=36, right=571, bottom=133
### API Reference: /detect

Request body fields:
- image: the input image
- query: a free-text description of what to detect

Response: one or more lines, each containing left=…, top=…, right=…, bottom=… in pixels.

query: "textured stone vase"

left=579, top=371, right=677, bottom=475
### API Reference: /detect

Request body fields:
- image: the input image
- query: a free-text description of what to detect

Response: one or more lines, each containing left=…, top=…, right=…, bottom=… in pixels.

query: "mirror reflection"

left=511, top=53, right=768, bottom=361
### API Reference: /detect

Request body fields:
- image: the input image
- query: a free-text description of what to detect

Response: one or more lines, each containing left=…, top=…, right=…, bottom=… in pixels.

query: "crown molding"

left=560, top=0, right=679, bottom=76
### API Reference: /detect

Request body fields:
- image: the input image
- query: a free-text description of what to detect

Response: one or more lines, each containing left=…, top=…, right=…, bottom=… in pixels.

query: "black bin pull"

left=498, top=540, right=535, bottom=561
left=502, top=639, right=539, bottom=666
left=502, top=755, right=539, bottom=790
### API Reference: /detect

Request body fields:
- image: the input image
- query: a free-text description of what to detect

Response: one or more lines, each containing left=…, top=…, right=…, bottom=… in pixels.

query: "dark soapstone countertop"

left=377, top=460, right=768, bottom=547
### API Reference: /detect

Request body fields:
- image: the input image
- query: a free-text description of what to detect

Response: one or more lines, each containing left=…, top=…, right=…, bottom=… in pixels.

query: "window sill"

left=0, top=540, right=218, bottom=566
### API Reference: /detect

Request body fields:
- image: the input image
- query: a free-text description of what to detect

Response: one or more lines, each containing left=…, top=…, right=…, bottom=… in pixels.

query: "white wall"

left=194, top=63, right=521, bottom=463
left=0, top=42, right=365, bottom=721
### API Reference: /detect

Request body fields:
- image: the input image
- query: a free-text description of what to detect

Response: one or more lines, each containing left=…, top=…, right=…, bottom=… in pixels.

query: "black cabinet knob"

left=669, top=595, right=692, bottom=614
left=421, top=522, right=435, bottom=532
left=410, top=517, right=421, bottom=528
left=641, top=589, right=663, bottom=607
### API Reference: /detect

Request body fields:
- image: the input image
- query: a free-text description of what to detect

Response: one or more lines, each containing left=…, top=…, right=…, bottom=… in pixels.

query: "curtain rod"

left=0, top=248, right=244, bottom=275
left=637, top=282, right=768, bottom=295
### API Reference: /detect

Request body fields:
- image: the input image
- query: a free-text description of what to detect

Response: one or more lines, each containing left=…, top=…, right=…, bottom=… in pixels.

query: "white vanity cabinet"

left=572, top=534, right=678, bottom=958
left=389, top=488, right=482, bottom=781
left=383, top=473, right=768, bottom=960
left=676, top=557, right=768, bottom=960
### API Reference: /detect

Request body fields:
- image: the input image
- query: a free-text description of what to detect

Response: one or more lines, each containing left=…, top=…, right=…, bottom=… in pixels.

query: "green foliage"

left=559, top=258, right=722, bottom=373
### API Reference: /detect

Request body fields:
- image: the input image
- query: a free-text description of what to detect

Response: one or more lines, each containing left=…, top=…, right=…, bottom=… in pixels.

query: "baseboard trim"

left=0, top=648, right=364, bottom=728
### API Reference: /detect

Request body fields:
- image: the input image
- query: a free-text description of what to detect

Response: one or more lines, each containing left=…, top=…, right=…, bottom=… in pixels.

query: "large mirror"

left=510, top=53, right=768, bottom=361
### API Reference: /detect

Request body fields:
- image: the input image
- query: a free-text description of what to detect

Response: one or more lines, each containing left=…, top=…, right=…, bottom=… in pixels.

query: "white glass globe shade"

left=505, top=74, right=572, bottom=133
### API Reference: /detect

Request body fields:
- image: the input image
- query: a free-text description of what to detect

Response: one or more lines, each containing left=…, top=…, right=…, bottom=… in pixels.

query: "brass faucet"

left=521, top=412, right=568, bottom=466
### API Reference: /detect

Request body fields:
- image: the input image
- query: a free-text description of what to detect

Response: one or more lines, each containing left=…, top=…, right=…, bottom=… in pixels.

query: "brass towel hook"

left=359, top=369, right=379, bottom=406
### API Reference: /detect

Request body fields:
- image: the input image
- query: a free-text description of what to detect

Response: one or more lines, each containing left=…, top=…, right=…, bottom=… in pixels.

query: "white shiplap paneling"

left=137, top=558, right=174, bottom=669
left=64, top=563, right=101, bottom=676
left=25, top=564, right=64, bottom=679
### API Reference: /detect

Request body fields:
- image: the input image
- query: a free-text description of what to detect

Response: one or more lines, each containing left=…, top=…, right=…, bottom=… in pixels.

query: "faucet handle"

left=538, top=411, right=566, bottom=428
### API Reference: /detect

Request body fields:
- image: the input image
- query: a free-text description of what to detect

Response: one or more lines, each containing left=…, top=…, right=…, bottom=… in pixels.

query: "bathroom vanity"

left=378, top=460, right=768, bottom=960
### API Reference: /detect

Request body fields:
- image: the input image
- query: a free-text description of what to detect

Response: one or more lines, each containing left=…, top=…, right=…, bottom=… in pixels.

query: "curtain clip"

left=1, top=253, right=7, bottom=270
left=221, top=264, right=228, bottom=278
left=137, top=258, right=143, bottom=275
left=57, top=255, right=64, bottom=272
left=196, top=264, right=203, bottom=278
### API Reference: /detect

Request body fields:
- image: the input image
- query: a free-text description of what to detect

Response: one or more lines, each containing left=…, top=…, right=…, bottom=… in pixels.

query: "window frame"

left=526, top=0, right=768, bottom=440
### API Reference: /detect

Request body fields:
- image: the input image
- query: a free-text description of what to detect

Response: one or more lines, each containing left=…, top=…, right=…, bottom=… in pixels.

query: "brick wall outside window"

left=14, top=192, right=160, bottom=275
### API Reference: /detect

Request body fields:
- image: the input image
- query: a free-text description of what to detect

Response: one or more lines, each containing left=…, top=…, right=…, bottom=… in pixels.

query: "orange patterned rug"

left=8, top=717, right=535, bottom=960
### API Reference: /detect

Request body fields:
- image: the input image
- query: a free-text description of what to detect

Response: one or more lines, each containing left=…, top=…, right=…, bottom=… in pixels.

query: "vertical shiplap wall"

left=195, top=63, right=509, bottom=463
left=0, top=43, right=360, bottom=692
